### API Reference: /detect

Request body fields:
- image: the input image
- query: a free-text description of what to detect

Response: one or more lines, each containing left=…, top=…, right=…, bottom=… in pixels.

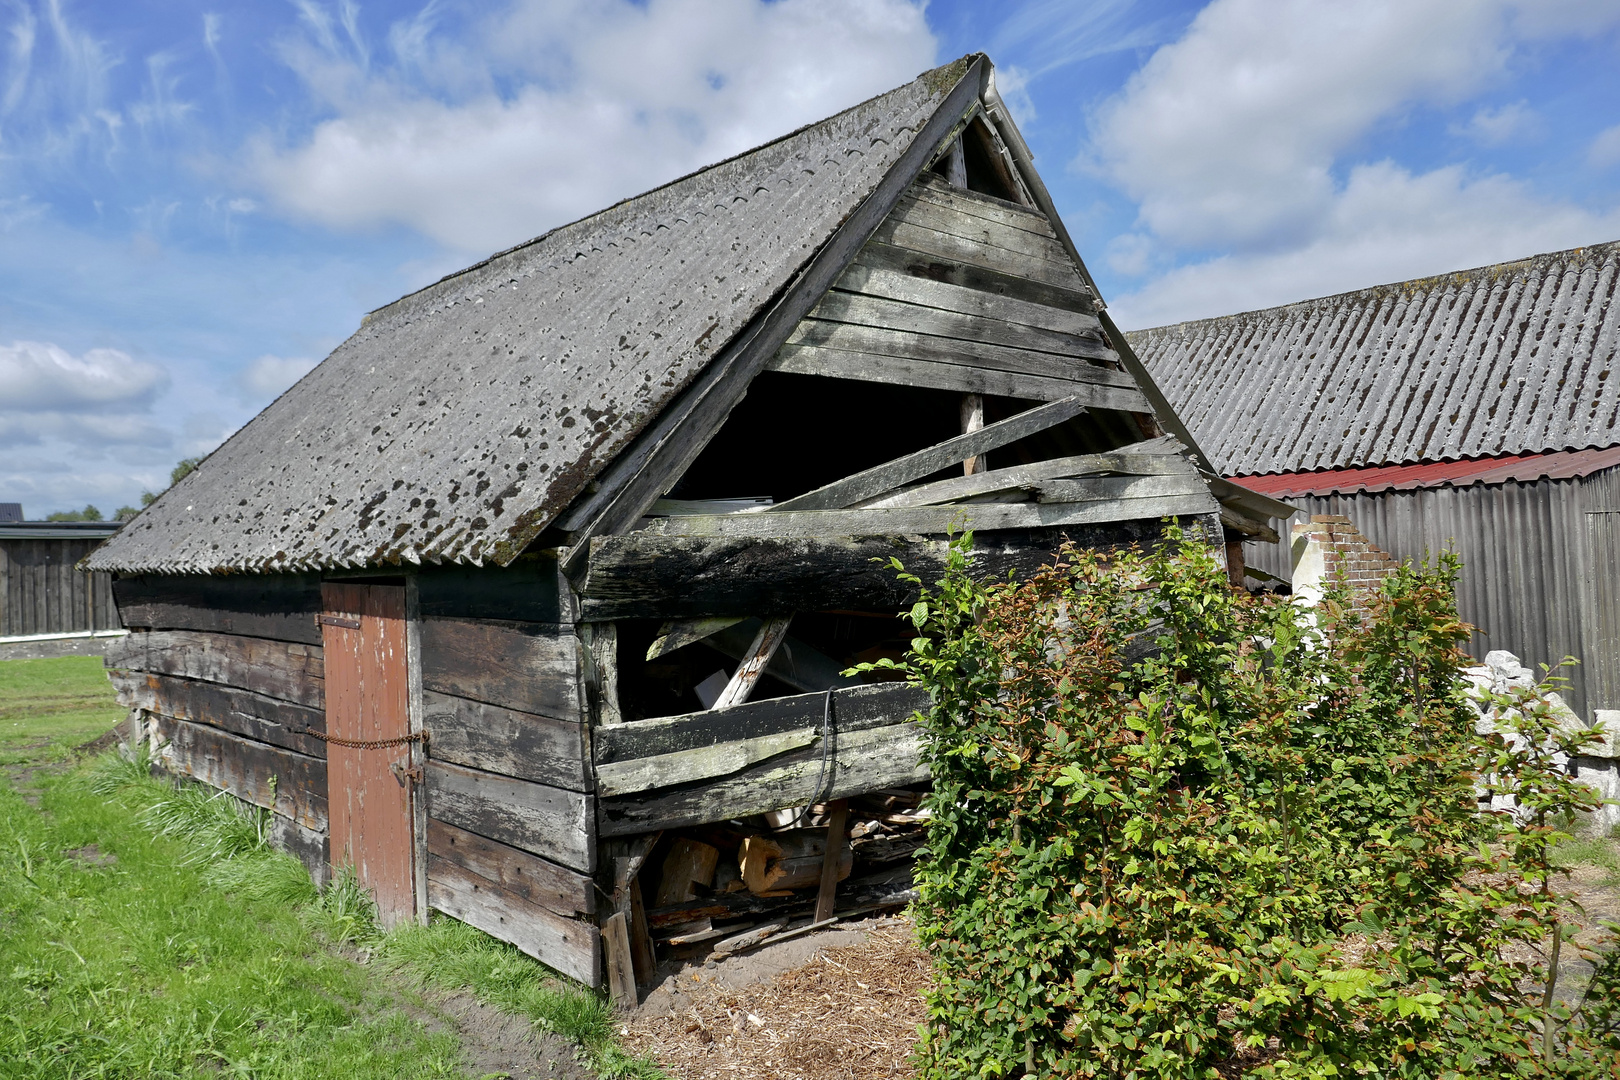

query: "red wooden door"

left=321, top=583, right=416, bottom=926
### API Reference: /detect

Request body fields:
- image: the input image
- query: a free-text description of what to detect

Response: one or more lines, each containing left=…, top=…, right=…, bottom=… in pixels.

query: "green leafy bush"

left=876, top=527, right=1618, bottom=1078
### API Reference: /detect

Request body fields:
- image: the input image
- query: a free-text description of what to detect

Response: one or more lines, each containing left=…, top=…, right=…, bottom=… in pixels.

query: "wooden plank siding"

left=0, top=538, right=119, bottom=637
left=148, top=713, right=328, bottom=832
left=596, top=684, right=930, bottom=836
left=106, top=629, right=325, bottom=708
left=418, top=617, right=585, bottom=723
left=764, top=174, right=1140, bottom=409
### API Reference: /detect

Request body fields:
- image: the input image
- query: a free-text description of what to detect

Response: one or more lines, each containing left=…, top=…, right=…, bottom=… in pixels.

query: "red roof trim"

left=1231, top=447, right=1620, bottom=498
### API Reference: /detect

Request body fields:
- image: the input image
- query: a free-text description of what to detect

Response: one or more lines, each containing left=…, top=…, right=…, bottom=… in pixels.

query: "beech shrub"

left=869, top=527, right=1619, bottom=1078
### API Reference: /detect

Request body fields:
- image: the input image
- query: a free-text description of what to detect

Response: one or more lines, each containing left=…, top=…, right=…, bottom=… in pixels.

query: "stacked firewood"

left=640, top=788, right=928, bottom=960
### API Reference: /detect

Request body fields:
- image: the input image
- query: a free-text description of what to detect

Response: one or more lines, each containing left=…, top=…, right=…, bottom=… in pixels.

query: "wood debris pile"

left=625, top=917, right=930, bottom=1080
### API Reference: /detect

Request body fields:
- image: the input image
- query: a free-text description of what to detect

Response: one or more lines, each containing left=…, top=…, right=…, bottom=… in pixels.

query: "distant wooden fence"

left=0, top=524, right=123, bottom=637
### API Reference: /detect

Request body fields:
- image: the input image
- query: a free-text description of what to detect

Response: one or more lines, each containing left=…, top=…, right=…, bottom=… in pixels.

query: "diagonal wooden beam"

left=713, top=615, right=793, bottom=710
left=770, top=395, right=1085, bottom=513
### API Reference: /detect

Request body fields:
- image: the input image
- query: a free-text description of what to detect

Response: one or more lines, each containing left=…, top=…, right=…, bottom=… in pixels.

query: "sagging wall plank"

left=112, top=573, right=325, bottom=644
left=427, top=854, right=601, bottom=986
left=425, top=759, right=595, bottom=873
left=423, top=689, right=590, bottom=793
left=148, top=713, right=328, bottom=832
left=574, top=521, right=1179, bottom=620
left=418, top=617, right=585, bottom=722
left=107, top=629, right=324, bottom=708
left=427, top=818, right=594, bottom=919
left=597, top=684, right=931, bottom=836
left=110, top=670, right=328, bottom=758
left=415, top=554, right=564, bottom=623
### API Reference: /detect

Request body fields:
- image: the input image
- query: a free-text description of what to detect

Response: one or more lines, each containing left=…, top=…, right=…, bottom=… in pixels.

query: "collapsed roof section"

left=90, top=55, right=1254, bottom=577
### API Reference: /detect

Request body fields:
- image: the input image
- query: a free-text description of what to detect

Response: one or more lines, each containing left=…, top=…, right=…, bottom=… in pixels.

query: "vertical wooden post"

left=404, top=575, right=429, bottom=925
left=814, top=799, right=850, bottom=924
left=602, top=911, right=637, bottom=1007
left=587, top=622, right=623, bottom=726
left=961, top=394, right=986, bottom=475
left=944, top=135, right=967, bottom=189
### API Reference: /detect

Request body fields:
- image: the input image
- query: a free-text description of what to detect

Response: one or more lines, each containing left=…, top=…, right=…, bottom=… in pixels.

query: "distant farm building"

left=1135, top=241, right=1620, bottom=720
left=0, top=515, right=123, bottom=658
left=86, top=56, right=1282, bottom=995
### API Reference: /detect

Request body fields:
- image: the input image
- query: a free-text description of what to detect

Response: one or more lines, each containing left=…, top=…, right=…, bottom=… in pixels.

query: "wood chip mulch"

left=624, top=917, right=930, bottom=1080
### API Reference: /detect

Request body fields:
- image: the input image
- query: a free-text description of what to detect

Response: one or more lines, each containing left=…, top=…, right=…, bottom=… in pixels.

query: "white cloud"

left=1455, top=100, right=1539, bottom=146
left=1592, top=124, right=1620, bottom=169
left=237, top=353, right=318, bottom=402
left=0, top=340, right=168, bottom=411
left=1111, top=161, right=1620, bottom=328
left=1088, top=0, right=1620, bottom=327
left=245, top=0, right=937, bottom=252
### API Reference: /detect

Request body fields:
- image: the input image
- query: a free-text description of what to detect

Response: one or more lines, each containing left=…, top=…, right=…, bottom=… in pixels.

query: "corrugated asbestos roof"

left=1232, top=446, right=1620, bottom=498
left=1130, top=241, right=1620, bottom=476
left=88, top=61, right=971, bottom=575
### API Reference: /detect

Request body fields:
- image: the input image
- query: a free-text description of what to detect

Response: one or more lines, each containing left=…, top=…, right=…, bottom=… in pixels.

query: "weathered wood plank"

left=711, top=615, right=792, bottom=710
left=702, top=618, right=859, bottom=693
left=111, top=573, right=323, bottom=644
left=853, top=241, right=1095, bottom=315
left=427, top=818, right=594, bottom=919
left=810, top=289, right=1113, bottom=361
left=768, top=344, right=1146, bottom=409
left=415, top=554, right=563, bottom=623
left=909, top=173, right=1057, bottom=236
left=269, top=814, right=330, bottom=888
left=575, top=523, right=1178, bottom=621
left=888, top=192, right=1074, bottom=266
left=773, top=397, right=1087, bottom=513
left=872, top=218, right=1085, bottom=292
left=422, top=690, right=590, bottom=792
left=641, top=491, right=1220, bottom=540
left=427, top=854, right=600, bottom=986
left=418, top=618, right=585, bottom=722
left=107, top=629, right=324, bottom=708
left=832, top=262, right=1100, bottom=336
left=425, top=760, right=594, bottom=873
left=863, top=450, right=1198, bottom=510
left=787, top=317, right=1122, bottom=379
left=110, top=670, right=328, bottom=758
left=595, top=683, right=922, bottom=764
left=1034, top=473, right=1210, bottom=505
left=149, top=713, right=328, bottom=832
left=595, top=727, right=821, bottom=797
left=598, top=720, right=929, bottom=836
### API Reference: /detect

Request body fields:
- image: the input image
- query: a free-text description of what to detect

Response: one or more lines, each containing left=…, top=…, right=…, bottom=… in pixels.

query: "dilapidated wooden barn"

left=87, top=55, right=1284, bottom=997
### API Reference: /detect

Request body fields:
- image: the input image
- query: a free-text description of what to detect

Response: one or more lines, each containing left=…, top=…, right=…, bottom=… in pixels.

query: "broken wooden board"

left=148, top=713, right=328, bottom=832
left=425, top=760, right=595, bottom=873
left=427, top=818, right=595, bottom=919
left=422, top=690, right=590, bottom=793
left=107, top=629, right=325, bottom=708
left=598, top=720, right=928, bottom=836
left=639, top=491, right=1219, bottom=540
left=772, top=397, right=1086, bottom=512
left=427, top=853, right=600, bottom=987
left=593, top=683, right=923, bottom=766
left=110, top=669, right=328, bottom=758
left=418, top=617, right=585, bottom=723
left=860, top=450, right=1196, bottom=509
left=595, top=726, right=822, bottom=797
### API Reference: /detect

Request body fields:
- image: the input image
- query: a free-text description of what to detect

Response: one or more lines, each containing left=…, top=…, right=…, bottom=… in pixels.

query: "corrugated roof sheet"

left=88, top=61, right=971, bottom=575
left=1232, top=446, right=1620, bottom=498
left=1130, top=241, right=1620, bottom=476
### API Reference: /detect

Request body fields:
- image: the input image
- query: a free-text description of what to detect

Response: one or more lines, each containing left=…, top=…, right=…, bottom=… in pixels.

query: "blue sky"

left=3, top=0, right=1618, bottom=516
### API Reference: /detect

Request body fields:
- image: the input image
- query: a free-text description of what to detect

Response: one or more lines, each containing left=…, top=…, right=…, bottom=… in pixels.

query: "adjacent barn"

left=1, top=517, right=123, bottom=657
left=1133, top=241, right=1620, bottom=720
left=88, top=55, right=1283, bottom=997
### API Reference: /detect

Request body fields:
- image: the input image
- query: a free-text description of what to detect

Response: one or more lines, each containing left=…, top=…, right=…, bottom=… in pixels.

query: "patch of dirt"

left=624, top=915, right=929, bottom=1080
left=77, top=724, right=127, bottom=758
left=368, top=963, right=592, bottom=1080
left=64, top=843, right=117, bottom=868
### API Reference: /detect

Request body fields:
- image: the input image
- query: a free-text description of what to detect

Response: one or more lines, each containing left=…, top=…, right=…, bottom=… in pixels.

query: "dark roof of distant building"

left=1130, top=242, right=1620, bottom=477
left=0, top=520, right=123, bottom=540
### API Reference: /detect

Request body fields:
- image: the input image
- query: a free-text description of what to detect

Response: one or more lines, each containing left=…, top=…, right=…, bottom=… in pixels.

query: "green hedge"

left=871, top=527, right=1618, bottom=1078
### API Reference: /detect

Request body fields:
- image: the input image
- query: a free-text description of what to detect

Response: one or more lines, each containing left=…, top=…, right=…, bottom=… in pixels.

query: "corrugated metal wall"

left=0, top=539, right=121, bottom=637
left=1247, top=471, right=1618, bottom=720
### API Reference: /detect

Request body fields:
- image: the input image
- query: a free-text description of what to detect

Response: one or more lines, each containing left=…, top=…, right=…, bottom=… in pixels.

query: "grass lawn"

left=0, top=655, right=128, bottom=764
left=0, top=655, right=660, bottom=1079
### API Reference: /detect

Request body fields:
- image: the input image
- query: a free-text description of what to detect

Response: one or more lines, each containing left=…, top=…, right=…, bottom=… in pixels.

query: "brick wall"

left=1290, top=514, right=1400, bottom=606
